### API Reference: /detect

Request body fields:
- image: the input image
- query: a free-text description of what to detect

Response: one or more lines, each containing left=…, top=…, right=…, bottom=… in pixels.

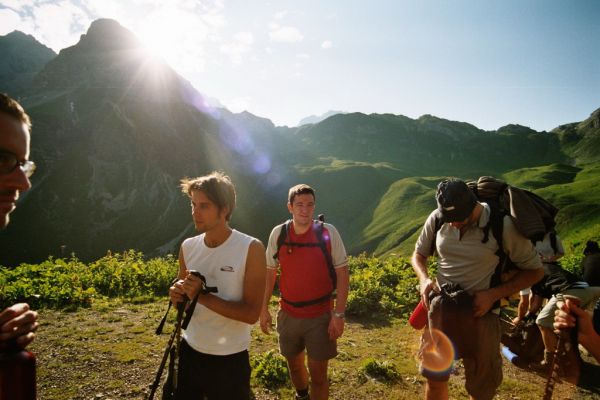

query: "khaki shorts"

left=536, top=286, right=600, bottom=329
left=276, top=309, right=337, bottom=361
left=419, top=312, right=502, bottom=400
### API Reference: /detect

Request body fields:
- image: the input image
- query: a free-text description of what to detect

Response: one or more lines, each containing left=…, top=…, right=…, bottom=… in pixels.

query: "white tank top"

left=181, top=229, right=254, bottom=355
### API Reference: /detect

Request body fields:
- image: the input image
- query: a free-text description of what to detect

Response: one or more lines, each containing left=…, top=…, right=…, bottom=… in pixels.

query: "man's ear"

left=287, top=202, right=293, bottom=214
left=220, top=206, right=231, bottom=220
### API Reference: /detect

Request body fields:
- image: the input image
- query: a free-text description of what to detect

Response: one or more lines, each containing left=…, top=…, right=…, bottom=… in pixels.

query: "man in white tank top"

left=169, top=171, right=266, bottom=400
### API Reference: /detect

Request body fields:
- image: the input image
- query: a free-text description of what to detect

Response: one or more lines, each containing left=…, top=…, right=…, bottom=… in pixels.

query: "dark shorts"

left=276, top=309, right=337, bottom=361
left=419, top=297, right=503, bottom=400
left=174, top=340, right=250, bottom=400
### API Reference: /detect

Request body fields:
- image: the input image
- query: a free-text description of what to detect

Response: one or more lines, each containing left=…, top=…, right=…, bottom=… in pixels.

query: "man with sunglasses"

left=0, top=93, right=39, bottom=351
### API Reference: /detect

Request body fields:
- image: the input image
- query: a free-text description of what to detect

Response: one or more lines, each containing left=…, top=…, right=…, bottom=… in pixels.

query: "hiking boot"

left=294, top=394, right=310, bottom=400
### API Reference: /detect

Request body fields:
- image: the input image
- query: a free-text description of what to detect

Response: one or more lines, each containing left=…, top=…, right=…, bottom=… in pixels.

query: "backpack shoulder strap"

left=273, top=220, right=291, bottom=260
left=429, top=210, right=444, bottom=256
left=315, top=220, right=337, bottom=289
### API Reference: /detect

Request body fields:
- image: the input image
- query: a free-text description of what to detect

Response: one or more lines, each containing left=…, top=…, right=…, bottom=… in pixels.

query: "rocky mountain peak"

left=33, top=18, right=179, bottom=93
left=76, top=18, right=141, bottom=52
left=580, top=107, right=600, bottom=130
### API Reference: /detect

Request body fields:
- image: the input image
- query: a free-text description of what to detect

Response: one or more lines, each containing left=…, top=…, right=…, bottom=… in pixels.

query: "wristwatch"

left=332, top=310, right=345, bottom=319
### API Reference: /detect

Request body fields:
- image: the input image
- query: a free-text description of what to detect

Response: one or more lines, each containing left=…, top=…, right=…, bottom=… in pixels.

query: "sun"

left=132, top=8, right=205, bottom=75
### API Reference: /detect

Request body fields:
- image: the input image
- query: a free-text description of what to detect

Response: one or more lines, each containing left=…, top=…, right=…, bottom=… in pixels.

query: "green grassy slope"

left=295, top=160, right=407, bottom=250
left=535, top=163, right=600, bottom=251
left=356, top=163, right=600, bottom=257
left=361, top=177, right=439, bottom=256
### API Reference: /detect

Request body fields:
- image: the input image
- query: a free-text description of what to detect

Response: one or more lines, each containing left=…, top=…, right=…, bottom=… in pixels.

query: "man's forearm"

left=517, top=296, right=529, bottom=319
left=581, top=333, right=600, bottom=363
left=262, top=269, right=277, bottom=310
left=199, top=294, right=262, bottom=324
left=490, top=268, right=544, bottom=303
left=411, top=251, right=430, bottom=283
left=334, top=266, right=349, bottom=313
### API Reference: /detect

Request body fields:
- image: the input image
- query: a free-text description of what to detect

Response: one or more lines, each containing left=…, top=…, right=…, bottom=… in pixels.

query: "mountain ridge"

left=0, top=19, right=598, bottom=265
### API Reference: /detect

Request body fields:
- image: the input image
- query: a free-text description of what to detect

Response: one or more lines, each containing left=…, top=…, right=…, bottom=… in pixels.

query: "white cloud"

left=234, top=31, right=254, bottom=45
left=321, top=40, right=333, bottom=49
left=0, top=8, right=23, bottom=35
left=273, top=10, right=288, bottom=20
left=0, top=0, right=29, bottom=10
left=269, top=26, right=303, bottom=43
left=296, top=53, right=310, bottom=59
left=220, top=31, right=254, bottom=64
left=25, top=1, right=92, bottom=51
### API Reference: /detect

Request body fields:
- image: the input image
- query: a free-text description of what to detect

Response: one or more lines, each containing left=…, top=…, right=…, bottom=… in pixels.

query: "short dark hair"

left=0, top=93, right=31, bottom=129
left=288, top=184, right=315, bottom=204
left=180, top=171, right=236, bottom=221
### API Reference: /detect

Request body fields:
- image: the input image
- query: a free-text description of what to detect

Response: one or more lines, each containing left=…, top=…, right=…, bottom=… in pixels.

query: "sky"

left=1, top=0, right=599, bottom=131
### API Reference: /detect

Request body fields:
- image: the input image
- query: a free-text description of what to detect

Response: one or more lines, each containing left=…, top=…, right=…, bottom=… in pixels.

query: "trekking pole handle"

left=188, top=270, right=218, bottom=294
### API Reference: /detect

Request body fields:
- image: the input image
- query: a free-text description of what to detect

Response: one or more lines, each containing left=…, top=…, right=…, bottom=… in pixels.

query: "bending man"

left=411, top=179, right=543, bottom=400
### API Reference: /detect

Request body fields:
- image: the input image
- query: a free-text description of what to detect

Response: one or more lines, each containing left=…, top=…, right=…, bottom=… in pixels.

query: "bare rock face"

left=0, top=31, right=56, bottom=95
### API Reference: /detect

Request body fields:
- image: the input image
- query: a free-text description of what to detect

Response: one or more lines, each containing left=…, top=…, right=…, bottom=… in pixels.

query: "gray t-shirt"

left=415, top=203, right=541, bottom=293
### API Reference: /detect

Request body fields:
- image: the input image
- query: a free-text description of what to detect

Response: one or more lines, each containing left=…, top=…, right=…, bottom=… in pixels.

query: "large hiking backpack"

left=274, top=215, right=337, bottom=307
left=501, top=316, right=545, bottom=367
left=431, top=176, right=559, bottom=289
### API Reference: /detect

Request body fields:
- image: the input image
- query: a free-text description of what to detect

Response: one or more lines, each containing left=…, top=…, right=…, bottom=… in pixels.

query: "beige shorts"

left=419, top=311, right=503, bottom=400
left=276, top=309, right=337, bottom=361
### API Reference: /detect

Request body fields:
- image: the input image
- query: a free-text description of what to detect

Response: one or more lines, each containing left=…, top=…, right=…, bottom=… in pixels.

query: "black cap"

left=436, top=179, right=477, bottom=222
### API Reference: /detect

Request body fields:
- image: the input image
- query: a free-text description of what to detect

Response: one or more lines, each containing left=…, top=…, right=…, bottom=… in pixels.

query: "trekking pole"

left=147, top=302, right=185, bottom=400
left=542, top=330, right=565, bottom=400
left=542, top=294, right=580, bottom=400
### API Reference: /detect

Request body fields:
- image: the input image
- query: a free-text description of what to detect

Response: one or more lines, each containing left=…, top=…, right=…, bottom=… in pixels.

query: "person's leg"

left=286, top=351, right=310, bottom=395
left=203, top=350, right=251, bottom=400
left=463, top=313, right=502, bottom=400
left=307, top=358, right=328, bottom=400
left=536, top=296, right=560, bottom=357
left=277, top=309, right=310, bottom=396
left=174, top=340, right=206, bottom=400
left=539, top=325, right=558, bottom=353
left=425, top=379, right=448, bottom=400
left=304, top=312, right=337, bottom=399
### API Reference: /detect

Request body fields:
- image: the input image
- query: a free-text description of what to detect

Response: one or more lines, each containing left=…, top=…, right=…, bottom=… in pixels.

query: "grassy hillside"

left=295, top=160, right=407, bottom=252
left=535, top=163, right=600, bottom=251
left=358, top=163, right=600, bottom=257
left=502, top=163, right=581, bottom=189
left=361, top=177, right=439, bottom=256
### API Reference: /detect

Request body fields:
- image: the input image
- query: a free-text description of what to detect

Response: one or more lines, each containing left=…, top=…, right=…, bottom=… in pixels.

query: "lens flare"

left=420, top=328, right=455, bottom=375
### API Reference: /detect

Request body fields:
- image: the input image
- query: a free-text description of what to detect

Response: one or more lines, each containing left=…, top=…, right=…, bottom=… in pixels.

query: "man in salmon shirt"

left=260, top=184, right=349, bottom=400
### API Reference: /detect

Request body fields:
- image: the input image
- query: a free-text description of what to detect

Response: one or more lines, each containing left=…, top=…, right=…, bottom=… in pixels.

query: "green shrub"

left=559, top=252, right=584, bottom=276
left=346, top=253, right=431, bottom=318
left=0, top=251, right=178, bottom=309
left=251, top=350, right=289, bottom=389
left=360, top=357, right=400, bottom=382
